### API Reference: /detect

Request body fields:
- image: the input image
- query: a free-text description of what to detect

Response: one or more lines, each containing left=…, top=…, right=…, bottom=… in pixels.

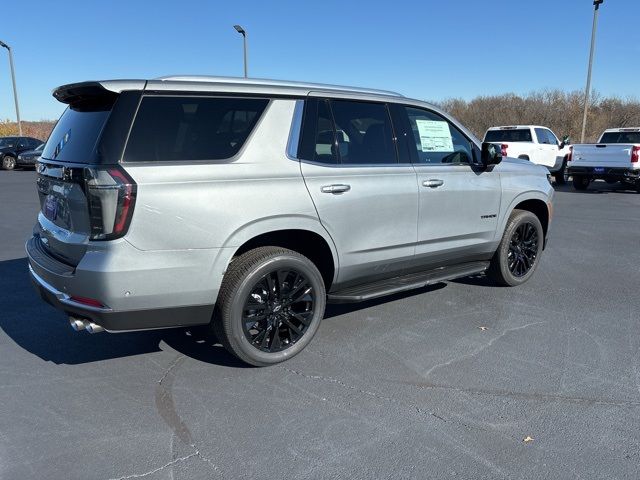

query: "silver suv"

left=27, top=76, right=554, bottom=366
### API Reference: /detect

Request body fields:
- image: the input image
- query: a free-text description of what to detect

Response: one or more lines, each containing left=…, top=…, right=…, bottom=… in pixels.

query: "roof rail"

left=155, top=75, right=404, bottom=97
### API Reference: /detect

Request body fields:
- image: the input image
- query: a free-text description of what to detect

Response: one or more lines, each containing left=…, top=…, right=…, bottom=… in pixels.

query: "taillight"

left=84, top=166, right=137, bottom=240
left=567, top=146, right=573, bottom=162
left=632, top=146, right=640, bottom=163
left=501, top=144, right=508, bottom=157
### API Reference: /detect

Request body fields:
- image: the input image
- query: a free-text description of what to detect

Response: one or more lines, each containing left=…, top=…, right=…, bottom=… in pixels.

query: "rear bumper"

left=29, top=265, right=213, bottom=332
left=568, top=166, right=640, bottom=181
left=26, top=235, right=221, bottom=332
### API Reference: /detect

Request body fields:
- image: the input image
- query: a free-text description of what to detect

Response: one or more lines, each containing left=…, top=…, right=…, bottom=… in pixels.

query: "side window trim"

left=286, top=99, right=304, bottom=160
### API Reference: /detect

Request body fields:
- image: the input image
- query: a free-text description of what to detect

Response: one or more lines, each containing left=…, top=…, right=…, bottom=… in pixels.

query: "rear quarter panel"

left=120, top=99, right=335, bottom=288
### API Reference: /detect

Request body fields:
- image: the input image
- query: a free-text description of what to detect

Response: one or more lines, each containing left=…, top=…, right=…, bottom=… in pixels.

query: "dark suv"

left=0, top=136, right=44, bottom=170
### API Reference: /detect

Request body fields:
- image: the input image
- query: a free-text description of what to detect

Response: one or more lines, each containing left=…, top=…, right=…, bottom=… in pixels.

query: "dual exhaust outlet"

left=69, top=317, right=105, bottom=334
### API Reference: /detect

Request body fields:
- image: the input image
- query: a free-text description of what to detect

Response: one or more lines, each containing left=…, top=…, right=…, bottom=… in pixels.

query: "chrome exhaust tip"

left=69, top=317, right=88, bottom=332
left=85, top=322, right=105, bottom=334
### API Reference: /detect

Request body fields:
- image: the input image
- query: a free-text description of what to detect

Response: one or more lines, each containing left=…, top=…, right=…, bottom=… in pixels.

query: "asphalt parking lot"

left=1, top=170, right=639, bottom=480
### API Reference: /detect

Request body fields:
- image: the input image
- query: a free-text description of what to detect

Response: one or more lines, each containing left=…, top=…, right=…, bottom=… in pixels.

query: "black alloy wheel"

left=213, top=246, right=326, bottom=366
left=507, top=222, right=539, bottom=277
left=487, top=209, right=544, bottom=287
left=242, top=269, right=315, bottom=353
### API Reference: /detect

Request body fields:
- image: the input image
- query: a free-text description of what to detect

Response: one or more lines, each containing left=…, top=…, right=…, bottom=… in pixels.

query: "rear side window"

left=330, top=100, right=397, bottom=165
left=313, top=100, right=339, bottom=164
left=124, top=96, right=269, bottom=162
left=41, top=106, right=112, bottom=163
left=599, top=131, right=640, bottom=143
left=484, top=129, right=533, bottom=143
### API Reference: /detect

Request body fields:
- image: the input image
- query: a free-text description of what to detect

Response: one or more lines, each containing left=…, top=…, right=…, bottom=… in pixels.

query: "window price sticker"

left=415, top=120, right=454, bottom=152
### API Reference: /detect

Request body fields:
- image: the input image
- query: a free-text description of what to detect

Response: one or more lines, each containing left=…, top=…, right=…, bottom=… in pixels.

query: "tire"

left=1, top=156, right=16, bottom=170
left=572, top=175, right=590, bottom=191
left=212, top=246, right=326, bottom=366
left=553, top=159, right=568, bottom=185
left=487, top=209, right=544, bottom=287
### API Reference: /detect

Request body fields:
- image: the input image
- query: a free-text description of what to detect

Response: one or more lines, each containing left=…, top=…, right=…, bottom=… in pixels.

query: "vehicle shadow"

left=0, top=257, right=246, bottom=367
left=1, top=257, right=452, bottom=367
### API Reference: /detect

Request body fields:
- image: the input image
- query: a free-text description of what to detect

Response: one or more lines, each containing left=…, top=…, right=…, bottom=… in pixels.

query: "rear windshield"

left=599, top=131, right=640, bottom=144
left=41, top=105, right=112, bottom=163
left=484, top=129, right=532, bottom=143
left=123, top=96, right=269, bottom=162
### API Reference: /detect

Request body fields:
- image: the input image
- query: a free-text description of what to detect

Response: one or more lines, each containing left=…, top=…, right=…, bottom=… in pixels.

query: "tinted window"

left=0, top=137, right=17, bottom=148
left=329, top=100, right=397, bottom=164
left=405, top=107, right=473, bottom=164
left=313, top=100, right=338, bottom=164
left=599, top=131, right=640, bottom=143
left=42, top=107, right=112, bottom=163
left=535, top=128, right=552, bottom=144
left=124, top=96, right=269, bottom=162
left=484, top=129, right=533, bottom=143
left=545, top=129, right=558, bottom=145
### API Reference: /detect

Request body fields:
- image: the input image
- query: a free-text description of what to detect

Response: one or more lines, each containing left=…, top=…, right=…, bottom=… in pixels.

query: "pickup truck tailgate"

left=572, top=144, right=637, bottom=168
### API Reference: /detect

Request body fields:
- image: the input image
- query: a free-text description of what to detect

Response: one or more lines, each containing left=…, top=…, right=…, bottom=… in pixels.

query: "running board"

left=327, top=261, right=489, bottom=304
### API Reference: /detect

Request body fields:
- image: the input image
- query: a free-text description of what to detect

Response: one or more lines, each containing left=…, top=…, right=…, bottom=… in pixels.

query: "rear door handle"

left=422, top=179, right=444, bottom=188
left=321, top=184, right=351, bottom=194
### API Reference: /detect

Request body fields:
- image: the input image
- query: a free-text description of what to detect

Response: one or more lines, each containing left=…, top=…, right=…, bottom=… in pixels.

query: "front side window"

left=405, top=107, right=473, bottom=164
left=124, top=96, right=269, bottom=162
left=545, top=129, right=559, bottom=145
left=535, top=128, right=552, bottom=144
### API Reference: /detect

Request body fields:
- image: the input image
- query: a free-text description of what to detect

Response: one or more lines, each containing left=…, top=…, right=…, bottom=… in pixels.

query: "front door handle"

left=422, top=179, right=444, bottom=188
left=321, top=184, right=351, bottom=194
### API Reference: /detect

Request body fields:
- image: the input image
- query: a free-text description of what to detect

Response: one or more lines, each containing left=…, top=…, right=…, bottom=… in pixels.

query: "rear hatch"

left=35, top=83, right=141, bottom=267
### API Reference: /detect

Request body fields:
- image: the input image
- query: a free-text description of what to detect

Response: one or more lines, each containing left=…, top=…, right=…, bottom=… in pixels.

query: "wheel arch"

left=498, top=192, right=551, bottom=249
left=513, top=199, right=549, bottom=239
left=224, top=218, right=339, bottom=289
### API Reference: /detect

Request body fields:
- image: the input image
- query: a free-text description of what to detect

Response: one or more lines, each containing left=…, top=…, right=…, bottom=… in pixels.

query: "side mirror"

left=558, top=141, right=565, bottom=149
left=481, top=142, right=502, bottom=167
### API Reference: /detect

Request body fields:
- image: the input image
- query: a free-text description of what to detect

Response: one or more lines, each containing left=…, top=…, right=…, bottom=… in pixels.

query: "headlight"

left=17, top=155, right=23, bottom=160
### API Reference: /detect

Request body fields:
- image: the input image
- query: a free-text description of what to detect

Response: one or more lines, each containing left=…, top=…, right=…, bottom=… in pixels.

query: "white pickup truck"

left=567, top=128, right=640, bottom=192
left=484, top=125, right=572, bottom=184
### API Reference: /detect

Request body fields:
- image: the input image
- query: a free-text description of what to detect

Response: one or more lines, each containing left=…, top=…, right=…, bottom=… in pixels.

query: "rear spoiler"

left=52, top=80, right=147, bottom=106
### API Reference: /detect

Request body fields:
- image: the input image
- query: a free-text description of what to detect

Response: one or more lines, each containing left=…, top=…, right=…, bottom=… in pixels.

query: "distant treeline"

left=0, top=120, right=55, bottom=142
left=437, top=90, right=640, bottom=143
left=2, top=90, right=639, bottom=144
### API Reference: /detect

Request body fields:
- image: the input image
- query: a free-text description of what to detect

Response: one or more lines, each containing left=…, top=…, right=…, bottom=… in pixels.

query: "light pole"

left=0, top=40, right=22, bottom=136
left=233, top=25, right=248, bottom=78
left=580, top=0, right=604, bottom=143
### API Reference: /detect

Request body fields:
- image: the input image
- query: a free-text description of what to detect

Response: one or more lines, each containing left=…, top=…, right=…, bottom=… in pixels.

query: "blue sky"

left=0, top=0, right=638, bottom=120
